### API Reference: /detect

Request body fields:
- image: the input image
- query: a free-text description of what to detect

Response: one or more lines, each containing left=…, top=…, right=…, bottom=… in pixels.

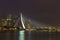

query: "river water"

left=0, top=30, right=60, bottom=40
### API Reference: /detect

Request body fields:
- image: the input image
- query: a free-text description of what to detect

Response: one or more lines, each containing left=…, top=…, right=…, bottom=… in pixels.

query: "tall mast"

left=21, top=13, right=25, bottom=29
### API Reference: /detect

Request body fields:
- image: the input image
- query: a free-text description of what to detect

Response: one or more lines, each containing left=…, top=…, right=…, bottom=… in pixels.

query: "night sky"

left=0, top=0, right=60, bottom=26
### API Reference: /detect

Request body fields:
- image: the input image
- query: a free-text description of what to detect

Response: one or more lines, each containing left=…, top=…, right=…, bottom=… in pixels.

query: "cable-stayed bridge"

left=0, top=13, right=58, bottom=32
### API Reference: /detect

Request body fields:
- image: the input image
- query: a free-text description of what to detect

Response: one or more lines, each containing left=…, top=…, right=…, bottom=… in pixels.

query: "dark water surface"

left=0, top=30, right=60, bottom=40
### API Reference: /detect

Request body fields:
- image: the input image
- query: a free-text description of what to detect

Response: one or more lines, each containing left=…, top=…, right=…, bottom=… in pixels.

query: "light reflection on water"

left=0, top=31, right=60, bottom=40
left=19, top=30, right=25, bottom=40
left=19, top=30, right=31, bottom=40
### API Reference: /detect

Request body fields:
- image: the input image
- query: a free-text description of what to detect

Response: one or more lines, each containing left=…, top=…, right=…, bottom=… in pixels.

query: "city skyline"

left=0, top=0, right=60, bottom=26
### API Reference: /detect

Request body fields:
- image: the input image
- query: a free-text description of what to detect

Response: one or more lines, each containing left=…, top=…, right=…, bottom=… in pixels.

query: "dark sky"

left=0, top=0, right=60, bottom=26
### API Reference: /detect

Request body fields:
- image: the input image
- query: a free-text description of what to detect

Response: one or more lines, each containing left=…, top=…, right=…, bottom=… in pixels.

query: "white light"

left=7, top=19, right=12, bottom=20
left=21, top=13, right=25, bottom=29
left=19, top=30, right=25, bottom=40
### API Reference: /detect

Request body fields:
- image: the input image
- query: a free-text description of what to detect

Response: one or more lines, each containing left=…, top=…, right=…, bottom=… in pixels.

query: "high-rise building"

left=1, top=14, right=18, bottom=27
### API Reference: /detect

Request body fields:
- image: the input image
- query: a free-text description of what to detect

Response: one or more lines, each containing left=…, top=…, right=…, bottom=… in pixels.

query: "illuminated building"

left=1, top=14, right=18, bottom=27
